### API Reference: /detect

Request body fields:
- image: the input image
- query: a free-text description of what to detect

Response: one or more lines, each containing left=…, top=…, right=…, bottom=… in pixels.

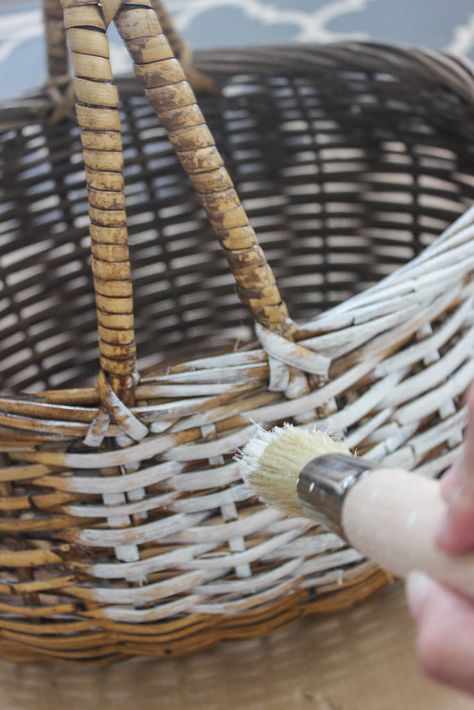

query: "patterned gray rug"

left=1, top=0, right=474, bottom=100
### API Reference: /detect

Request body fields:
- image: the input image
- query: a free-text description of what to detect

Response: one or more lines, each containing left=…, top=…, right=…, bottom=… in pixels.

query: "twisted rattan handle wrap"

left=150, top=0, right=186, bottom=60
left=44, top=0, right=214, bottom=93
left=149, top=1, right=218, bottom=93
left=61, top=0, right=137, bottom=398
left=113, top=3, right=294, bottom=335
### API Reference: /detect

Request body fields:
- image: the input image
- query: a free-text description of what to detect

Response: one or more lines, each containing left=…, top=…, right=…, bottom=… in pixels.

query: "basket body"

left=1, top=36, right=474, bottom=661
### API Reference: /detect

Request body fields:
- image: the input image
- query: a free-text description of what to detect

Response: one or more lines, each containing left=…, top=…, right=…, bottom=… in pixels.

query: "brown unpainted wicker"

left=0, top=0, right=474, bottom=662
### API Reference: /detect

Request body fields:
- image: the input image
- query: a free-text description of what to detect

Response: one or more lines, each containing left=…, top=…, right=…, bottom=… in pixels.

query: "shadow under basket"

left=1, top=6, right=474, bottom=662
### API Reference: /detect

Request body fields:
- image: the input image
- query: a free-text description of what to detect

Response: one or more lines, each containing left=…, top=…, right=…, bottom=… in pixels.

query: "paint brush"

left=239, top=424, right=474, bottom=598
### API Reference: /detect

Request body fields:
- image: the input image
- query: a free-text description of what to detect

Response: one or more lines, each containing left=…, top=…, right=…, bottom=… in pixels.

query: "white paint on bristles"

left=238, top=423, right=350, bottom=517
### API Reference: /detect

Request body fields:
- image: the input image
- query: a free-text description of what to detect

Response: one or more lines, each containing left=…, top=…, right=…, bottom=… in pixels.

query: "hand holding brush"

left=407, top=386, right=474, bottom=695
left=239, top=388, right=474, bottom=694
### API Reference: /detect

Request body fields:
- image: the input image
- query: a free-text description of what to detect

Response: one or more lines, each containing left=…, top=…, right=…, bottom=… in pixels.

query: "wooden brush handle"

left=342, top=469, right=474, bottom=598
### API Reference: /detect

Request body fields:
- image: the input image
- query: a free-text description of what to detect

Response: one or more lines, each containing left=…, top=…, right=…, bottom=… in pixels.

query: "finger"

left=406, top=572, right=474, bottom=695
left=439, top=463, right=461, bottom=503
left=436, top=498, right=474, bottom=554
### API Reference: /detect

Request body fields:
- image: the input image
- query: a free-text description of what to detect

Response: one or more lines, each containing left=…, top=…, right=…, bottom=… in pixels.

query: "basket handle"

left=44, top=0, right=216, bottom=94
left=112, top=2, right=294, bottom=336
left=61, top=0, right=138, bottom=402
left=61, top=0, right=293, bottom=401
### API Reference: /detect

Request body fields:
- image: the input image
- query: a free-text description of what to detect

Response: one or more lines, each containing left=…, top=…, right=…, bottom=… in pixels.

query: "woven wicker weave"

left=1, top=0, right=474, bottom=662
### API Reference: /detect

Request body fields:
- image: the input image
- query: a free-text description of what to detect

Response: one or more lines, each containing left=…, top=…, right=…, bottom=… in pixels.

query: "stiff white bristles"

left=238, top=423, right=350, bottom=517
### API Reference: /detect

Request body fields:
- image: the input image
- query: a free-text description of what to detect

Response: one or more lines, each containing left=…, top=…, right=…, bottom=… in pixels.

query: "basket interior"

left=1, top=51, right=474, bottom=391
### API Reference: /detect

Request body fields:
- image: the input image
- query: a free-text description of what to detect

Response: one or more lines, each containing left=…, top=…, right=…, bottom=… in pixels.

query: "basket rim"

left=2, top=40, right=474, bottom=127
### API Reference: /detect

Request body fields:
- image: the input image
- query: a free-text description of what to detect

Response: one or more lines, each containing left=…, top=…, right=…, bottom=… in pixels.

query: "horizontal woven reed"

left=0, top=0, right=474, bottom=661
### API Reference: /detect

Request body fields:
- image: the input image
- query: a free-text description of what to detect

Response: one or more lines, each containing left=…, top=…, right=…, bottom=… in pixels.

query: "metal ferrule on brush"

left=297, top=454, right=376, bottom=538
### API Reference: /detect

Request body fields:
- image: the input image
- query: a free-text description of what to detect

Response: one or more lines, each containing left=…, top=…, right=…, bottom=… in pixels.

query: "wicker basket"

left=1, top=0, right=474, bottom=662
